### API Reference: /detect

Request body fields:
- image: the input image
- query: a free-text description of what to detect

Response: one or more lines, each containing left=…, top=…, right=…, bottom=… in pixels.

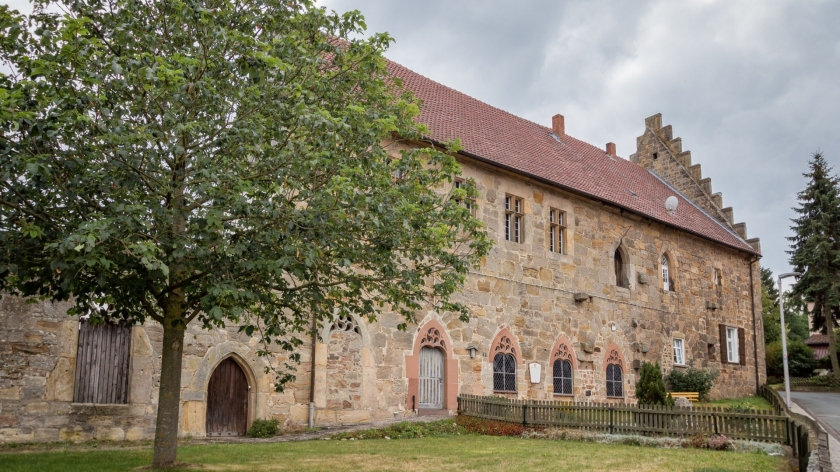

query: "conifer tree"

left=636, top=361, right=670, bottom=405
left=789, top=152, right=840, bottom=376
left=761, top=267, right=781, bottom=344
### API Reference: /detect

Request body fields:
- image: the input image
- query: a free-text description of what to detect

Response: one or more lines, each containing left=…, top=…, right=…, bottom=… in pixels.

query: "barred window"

left=606, top=363, right=623, bottom=397
left=493, top=353, right=516, bottom=392
left=553, top=359, right=573, bottom=395
left=453, top=178, right=476, bottom=215
left=549, top=208, right=566, bottom=254
left=505, top=195, right=523, bottom=243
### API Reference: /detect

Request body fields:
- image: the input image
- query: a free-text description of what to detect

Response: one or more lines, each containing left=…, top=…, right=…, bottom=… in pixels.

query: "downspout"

left=309, top=314, right=317, bottom=429
left=748, top=255, right=762, bottom=394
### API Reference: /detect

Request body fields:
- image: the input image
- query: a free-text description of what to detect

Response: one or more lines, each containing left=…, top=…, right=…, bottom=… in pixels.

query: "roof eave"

left=424, top=138, right=761, bottom=257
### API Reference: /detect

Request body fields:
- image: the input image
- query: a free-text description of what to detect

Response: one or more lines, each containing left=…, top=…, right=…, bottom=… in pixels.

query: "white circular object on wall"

left=665, top=196, right=679, bottom=215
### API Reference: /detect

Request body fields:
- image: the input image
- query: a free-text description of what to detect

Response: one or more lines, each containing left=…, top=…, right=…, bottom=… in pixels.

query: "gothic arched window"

left=605, top=348, right=624, bottom=398
left=553, top=359, right=573, bottom=395
left=493, top=353, right=516, bottom=392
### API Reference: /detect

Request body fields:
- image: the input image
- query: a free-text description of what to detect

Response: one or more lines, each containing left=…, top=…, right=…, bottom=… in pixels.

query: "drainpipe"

left=309, top=313, right=317, bottom=429
left=748, top=255, right=761, bottom=394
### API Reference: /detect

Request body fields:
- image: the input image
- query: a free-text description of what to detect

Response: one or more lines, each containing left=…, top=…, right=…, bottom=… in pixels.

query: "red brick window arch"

left=420, top=325, right=446, bottom=350
left=605, top=348, right=624, bottom=398
left=552, top=341, right=574, bottom=396
left=492, top=335, right=517, bottom=392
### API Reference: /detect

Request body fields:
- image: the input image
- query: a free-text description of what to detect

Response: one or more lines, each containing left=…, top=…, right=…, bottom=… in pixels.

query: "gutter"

left=748, top=255, right=762, bottom=393
left=423, top=138, right=760, bottom=257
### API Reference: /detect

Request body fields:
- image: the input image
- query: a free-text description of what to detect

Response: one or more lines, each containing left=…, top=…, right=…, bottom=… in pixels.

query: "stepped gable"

left=629, top=114, right=760, bottom=253
left=387, top=61, right=759, bottom=255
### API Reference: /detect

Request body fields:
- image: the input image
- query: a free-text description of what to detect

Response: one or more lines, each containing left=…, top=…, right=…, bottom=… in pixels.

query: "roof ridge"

left=387, top=58, right=758, bottom=255
left=387, top=59, right=628, bottom=160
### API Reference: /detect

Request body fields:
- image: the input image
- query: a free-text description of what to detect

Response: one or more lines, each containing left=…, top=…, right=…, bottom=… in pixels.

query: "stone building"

left=0, top=60, right=764, bottom=443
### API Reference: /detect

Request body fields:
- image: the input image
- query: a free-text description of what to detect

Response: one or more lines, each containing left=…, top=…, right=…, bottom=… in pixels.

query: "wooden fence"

left=458, top=394, right=788, bottom=443
left=761, top=385, right=832, bottom=472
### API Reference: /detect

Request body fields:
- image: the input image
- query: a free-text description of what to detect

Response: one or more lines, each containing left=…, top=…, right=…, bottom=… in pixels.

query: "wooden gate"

left=418, top=346, right=444, bottom=409
left=206, top=358, right=249, bottom=437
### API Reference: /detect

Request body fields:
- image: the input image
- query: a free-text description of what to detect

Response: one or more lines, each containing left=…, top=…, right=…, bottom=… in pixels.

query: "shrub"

left=765, top=340, right=817, bottom=378
left=664, top=363, right=718, bottom=401
left=636, top=362, right=671, bottom=406
left=706, top=434, right=732, bottom=450
left=246, top=418, right=281, bottom=438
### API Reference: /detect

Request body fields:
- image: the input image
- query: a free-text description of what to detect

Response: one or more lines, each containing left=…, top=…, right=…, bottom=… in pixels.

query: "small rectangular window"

left=505, top=195, right=524, bottom=243
left=453, top=178, right=476, bottom=216
left=726, top=327, right=739, bottom=364
left=549, top=208, right=566, bottom=254
left=673, top=338, right=685, bottom=365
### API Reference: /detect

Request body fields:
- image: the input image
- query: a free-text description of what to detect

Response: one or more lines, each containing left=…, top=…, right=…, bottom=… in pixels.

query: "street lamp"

left=778, top=272, right=801, bottom=408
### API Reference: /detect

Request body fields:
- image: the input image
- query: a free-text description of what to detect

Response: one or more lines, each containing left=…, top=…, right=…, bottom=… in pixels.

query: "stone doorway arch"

left=313, top=313, right=376, bottom=414
left=182, top=343, right=269, bottom=439
left=405, top=320, right=457, bottom=412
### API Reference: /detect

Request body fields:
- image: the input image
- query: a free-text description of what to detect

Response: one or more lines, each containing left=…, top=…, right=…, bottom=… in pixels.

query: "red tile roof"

left=805, top=334, right=831, bottom=345
left=388, top=61, right=759, bottom=255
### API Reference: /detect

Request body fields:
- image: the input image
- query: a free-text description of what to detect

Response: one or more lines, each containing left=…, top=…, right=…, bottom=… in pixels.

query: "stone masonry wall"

left=0, top=139, right=763, bottom=443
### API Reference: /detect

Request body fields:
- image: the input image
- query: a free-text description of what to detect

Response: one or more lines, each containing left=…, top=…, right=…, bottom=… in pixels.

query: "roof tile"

left=389, top=61, right=758, bottom=254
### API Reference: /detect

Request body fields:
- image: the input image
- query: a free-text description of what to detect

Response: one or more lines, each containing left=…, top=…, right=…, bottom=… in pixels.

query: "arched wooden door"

left=418, top=346, right=444, bottom=409
left=206, top=358, right=249, bottom=437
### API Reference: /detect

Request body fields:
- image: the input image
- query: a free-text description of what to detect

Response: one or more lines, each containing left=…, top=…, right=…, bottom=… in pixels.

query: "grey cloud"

left=322, top=0, right=840, bottom=277
left=4, top=0, right=838, bottom=278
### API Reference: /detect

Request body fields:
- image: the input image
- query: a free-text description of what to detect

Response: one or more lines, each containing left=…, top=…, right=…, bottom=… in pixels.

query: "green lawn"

left=697, top=395, right=774, bottom=410
left=0, top=435, right=786, bottom=472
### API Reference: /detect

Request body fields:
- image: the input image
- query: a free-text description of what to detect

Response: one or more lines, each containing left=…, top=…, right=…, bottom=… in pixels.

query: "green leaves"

left=0, top=0, right=490, bottom=392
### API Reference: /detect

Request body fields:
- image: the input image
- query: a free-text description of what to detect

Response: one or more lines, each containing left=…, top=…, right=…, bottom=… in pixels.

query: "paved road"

left=789, top=391, right=840, bottom=438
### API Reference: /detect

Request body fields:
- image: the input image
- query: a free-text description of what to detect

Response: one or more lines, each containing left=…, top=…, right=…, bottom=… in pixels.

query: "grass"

left=697, top=396, right=773, bottom=411
left=0, top=434, right=787, bottom=471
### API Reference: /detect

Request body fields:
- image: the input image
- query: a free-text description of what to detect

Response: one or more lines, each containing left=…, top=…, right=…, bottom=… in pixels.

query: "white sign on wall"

left=528, top=362, right=541, bottom=384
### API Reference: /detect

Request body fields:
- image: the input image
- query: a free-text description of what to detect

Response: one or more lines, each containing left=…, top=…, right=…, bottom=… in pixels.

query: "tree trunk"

left=827, top=308, right=840, bottom=377
left=152, top=314, right=186, bottom=468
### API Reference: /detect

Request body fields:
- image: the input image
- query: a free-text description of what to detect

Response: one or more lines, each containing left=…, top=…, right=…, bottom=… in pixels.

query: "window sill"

left=552, top=393, right=574, bottom=398
left=493, top=390, right=517, bottom=394
left=673, top=363, right=687, bottom=368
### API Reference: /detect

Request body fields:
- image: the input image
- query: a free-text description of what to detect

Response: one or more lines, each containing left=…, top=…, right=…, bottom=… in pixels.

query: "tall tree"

left=0, top=0, right=491, bottom=467
left=788, top=152, right=840, bottom=377
left=761, top=266, right=781, bottom=344
left=760, top=266, right=780, bottom=305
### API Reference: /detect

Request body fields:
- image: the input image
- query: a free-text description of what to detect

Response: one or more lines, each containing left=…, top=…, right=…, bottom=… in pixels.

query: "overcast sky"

left=314, top=0, right=840, bottom=286
left=4, top=0, right=839, bottom=286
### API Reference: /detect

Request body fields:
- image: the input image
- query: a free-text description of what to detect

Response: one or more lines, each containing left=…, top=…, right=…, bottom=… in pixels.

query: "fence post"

left=523, top=401, right=528, bottom=426
left=609, top=406, right=614, bottom=434
left=713, top=413, right=718, bottom=435
left=785, top=417, right=790, bottom=446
